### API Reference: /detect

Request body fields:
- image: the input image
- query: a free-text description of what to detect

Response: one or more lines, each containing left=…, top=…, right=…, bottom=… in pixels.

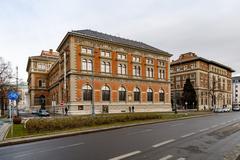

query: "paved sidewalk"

left=0, top=123, right=10, bottom=141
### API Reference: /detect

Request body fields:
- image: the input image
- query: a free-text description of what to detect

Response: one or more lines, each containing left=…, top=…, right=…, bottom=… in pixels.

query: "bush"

left=25, top=112, right=188, bottom=133
left=13, top=116, right=22, bottom=124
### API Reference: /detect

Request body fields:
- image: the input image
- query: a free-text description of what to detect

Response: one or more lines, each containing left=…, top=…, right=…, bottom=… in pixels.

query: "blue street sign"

left=7, top=91, right=19, bottom=101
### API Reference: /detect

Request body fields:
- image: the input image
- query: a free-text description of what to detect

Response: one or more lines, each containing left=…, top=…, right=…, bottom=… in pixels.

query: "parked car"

left=38, top=110, right=50, bottom=117
left=222, top=107, right=231, bottom=112
left=214, top=107, right=223, bottom=113
left=31, top=109, right=38, bottom=114
left=232, top=106, right=240, bottom=111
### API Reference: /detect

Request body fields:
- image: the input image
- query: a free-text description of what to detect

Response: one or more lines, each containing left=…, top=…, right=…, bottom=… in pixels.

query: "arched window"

left=118, top=64, right=122, bottom=74
left=147, top=88, right=153, bottom=102
left=122, top=64, right=126, bottom=75
left=101, top=61, right=106, bottom=72
left=133, top=87, right=140, bottom=101
left=119, top=86, right=126, bottom=101
left=82, top=84, right=92, bottom=101
left=82, top=59, right=87, bottom=70
left=88, top=60, right=93, bottom=71
left=106, top=62, right=110, bottom=73
left=102, top=85, right=110, bottom=101
left=159, top=89, right=165, bottom=102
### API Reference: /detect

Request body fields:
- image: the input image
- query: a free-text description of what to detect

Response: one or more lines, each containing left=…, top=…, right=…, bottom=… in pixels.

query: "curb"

left=0, top=113, right=213, bottom=147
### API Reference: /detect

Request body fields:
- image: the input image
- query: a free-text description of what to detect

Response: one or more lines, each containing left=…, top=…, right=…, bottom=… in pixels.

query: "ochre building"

left=171, top=52, right=234, bottom=110
left=27, top=30, right=172, bottom=114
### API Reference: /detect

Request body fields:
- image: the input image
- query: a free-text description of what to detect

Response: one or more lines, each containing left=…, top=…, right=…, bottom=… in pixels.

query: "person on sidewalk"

left=65, top=107, right=68, bottom=116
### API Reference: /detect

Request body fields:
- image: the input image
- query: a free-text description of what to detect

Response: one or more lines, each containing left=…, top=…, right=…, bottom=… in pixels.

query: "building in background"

left=26, top=50, right=59, bottom=110
left=171, top=52, right=234, bottom=110
left=17, top=82, right=30, bottom=110
left=232, top=76, right=240, bottom=106
left=27, top=30, right=172, bottom=114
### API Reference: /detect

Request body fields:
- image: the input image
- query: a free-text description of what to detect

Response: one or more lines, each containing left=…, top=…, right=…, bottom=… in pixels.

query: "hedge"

left=25, top=113, right=188, bottom=133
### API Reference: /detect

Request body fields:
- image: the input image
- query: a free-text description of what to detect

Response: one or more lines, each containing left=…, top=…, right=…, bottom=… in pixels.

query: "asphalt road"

left=1, top=112, right=240, bottom=160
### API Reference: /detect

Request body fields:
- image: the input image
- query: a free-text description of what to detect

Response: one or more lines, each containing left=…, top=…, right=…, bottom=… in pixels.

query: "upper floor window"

left=81, top=47, right=93, bottom=55
left=158, top=69, right=165, bottom=79
left=117, top=53, right=126, bottom=60
left=133, top=65, right=141, bottom=77
left=101, top=50, right=111, bottom=57
left=158, top=61, right=165, bottom=67
left=39, top=80, right=46, bottom=88
left=132, top=56, right=140, bottom=62
left=37, top=63, right=46, bottom=70
left=101, top=61, right=111, bottom=73
left=118, top=64, right=126, bottom=75
left=82, top=59, right=93, bottom=71
left=146, top=67, right=154, bottom=78
left=146, top=58, right=153, bottom=65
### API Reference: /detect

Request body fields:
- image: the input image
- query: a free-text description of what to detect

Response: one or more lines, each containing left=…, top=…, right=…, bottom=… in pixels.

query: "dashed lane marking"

left=171, top=123, right=184, bottom=127
left=152, top=139, right=176, bottom=148
left=211, top=125, right=218, bottom=128
left=159, top=155, right=173, bottom=160
left=177, top=158, right=186, bottom=160
left=199, top=128, right=209, bottom=132
left=109, top=151, right=141, bottom=160
left=181, top=132, right=195, bottom=138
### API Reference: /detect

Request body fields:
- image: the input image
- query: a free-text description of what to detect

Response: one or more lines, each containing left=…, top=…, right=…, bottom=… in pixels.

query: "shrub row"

left=26, top=113, right=188, bottom=133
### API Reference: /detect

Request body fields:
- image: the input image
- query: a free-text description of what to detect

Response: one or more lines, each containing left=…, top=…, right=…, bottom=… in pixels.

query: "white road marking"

left=181, top=132, right=195, bottom=138
left=199, top=128, right=209, bottom=132
left=159, top=155, right=173, bottom=160
left=171, top=123, right=184, bottom=127
left=227, top=120, right=231, bottom=123
left=177, top=158, right=186, bottom=160
left=211, top=125, right=218, bottom=128
left=127, top=129, right=152, bottom=135
left=152, top=139, right=175, bottom=148
left=14, top=142, right=84, bottom=158
left=109, top=151, right=141, bottom=160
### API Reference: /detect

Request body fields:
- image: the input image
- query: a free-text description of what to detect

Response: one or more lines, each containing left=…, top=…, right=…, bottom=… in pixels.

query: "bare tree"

left=0, top=57, right=13, bottom=116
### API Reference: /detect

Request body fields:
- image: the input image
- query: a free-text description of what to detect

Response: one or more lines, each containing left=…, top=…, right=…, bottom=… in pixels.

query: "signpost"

left=7, top=91, right=19, bottom=137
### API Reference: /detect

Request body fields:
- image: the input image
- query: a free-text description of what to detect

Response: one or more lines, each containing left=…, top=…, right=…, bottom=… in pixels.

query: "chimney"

left=49, top=49, right=53, bottom=53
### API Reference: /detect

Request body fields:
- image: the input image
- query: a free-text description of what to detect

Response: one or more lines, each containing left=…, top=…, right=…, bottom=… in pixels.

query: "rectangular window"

left=146, top=58, right=153, bottom=64
left=101, top=50, right=111, bottom=57
left=146, top=67, right=153, bottom=78
left=81, top=47, right=93, bottom=55
left=117, top=53, right=126, bottom=60
left=133, top=56, right=140, bottom=62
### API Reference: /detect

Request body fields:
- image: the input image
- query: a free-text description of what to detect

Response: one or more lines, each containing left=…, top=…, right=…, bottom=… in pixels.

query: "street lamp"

left=185, top=101, right=188, bottom=110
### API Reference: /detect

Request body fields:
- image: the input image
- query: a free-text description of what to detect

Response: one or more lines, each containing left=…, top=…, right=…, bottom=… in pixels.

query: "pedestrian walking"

left=65, top=107, right=68, bottom=116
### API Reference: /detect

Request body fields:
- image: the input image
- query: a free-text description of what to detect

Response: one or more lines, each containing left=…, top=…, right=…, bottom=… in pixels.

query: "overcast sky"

left=0, top=0, right=240, bottom=81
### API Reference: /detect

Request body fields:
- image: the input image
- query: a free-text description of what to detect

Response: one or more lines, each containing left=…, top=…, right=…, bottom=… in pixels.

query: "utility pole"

left=91, top=55, right=95, bottom=116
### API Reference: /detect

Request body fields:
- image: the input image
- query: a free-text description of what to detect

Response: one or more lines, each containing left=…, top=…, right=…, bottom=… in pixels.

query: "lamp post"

left=91, top=53, right=95, bottom=116
left=185, top=101, right=188, bottom=110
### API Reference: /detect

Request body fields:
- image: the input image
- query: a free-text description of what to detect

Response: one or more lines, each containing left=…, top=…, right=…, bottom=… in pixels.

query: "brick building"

left=26, top=50, right=59, bottom=109
left=171, top=52, right=234, bottom=110
left=27, top=30, right=172, bottom=114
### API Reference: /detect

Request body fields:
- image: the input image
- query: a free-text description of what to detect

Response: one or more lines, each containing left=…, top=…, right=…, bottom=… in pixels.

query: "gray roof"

left=171, top=56, right=235, bottom=72
left=67, top=29, right=171, bottom=56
